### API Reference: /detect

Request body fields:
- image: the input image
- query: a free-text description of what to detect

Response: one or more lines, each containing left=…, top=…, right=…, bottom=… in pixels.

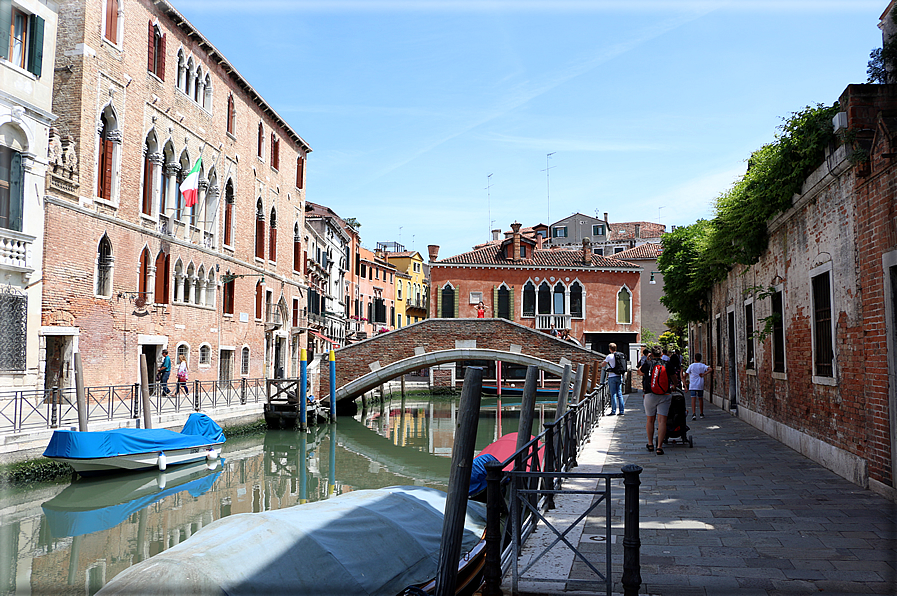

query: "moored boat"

left=43, top=412, right=225, bottom=476
left=97, top=485, right=487, bottom=596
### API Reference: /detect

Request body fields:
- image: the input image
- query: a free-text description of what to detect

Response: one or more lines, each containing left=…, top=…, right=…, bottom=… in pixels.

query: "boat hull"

left=48, top=443, right=222, bottom=475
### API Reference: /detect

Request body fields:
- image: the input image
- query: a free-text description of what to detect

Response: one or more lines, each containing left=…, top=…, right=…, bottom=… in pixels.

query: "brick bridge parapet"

left=322, top=318, right=604, bottom=400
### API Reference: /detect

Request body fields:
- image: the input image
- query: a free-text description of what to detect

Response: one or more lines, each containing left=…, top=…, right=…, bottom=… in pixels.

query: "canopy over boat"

left=97, top=486, right=486, bottom=596
left=43, top=413, right=225, bottom=460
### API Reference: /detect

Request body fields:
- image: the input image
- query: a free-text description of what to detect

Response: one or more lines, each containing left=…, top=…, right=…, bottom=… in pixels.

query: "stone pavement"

left=503, top=390, right=897, bottom=595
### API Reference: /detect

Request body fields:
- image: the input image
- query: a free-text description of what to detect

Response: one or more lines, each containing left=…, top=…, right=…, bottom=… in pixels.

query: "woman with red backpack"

left=639, top=346, right=671, bottom=455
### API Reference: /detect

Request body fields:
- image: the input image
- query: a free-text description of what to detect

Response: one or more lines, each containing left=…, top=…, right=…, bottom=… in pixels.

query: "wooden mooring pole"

left=74, top=352, right=88, bottom=431
left=139, top=354, right=153, bottom=429
left=435, top=366, right=483, bottom=596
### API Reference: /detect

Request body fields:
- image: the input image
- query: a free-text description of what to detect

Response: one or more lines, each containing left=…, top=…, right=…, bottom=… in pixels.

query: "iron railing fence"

left=0, top=378, right=270, bottom=434
left=481, top=382, right=642, bottom=596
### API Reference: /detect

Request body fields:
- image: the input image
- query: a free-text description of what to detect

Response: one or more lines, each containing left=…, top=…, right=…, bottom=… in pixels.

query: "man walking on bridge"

left=602, top=342, right=625, bottom=415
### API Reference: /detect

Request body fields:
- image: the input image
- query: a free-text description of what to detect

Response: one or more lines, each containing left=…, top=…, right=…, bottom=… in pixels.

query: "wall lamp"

left=649, top=271, right=660, bottom=285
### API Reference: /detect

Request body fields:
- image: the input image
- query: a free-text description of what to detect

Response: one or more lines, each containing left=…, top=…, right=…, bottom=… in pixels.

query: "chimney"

left=536, top=234, right=544, bottom=250
left=492, top=229, right=501, bottom=241
left=635, top=224, right=641, bottom=238
left=510, top=221, right=522, bottom=262
left=603, top=212, right=608, bottom=223
left=582, top=237, right=592, bottom=266
left=427, top=244, right=439, bottom=262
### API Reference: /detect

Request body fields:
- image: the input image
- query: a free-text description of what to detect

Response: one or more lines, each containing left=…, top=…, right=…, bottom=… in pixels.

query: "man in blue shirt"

left=158, top=349, right=172, bottom=396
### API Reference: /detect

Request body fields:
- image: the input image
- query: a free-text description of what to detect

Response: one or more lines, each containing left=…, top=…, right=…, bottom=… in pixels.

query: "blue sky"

left=175, top=0, right=884, bottom=258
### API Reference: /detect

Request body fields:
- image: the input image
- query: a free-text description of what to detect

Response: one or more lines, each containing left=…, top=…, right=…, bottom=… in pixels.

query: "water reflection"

left=0, top=393, right=556, bottom=595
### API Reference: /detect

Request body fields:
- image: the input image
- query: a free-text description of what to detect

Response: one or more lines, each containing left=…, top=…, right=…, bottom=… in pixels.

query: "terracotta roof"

left=612, top=243, right=663, bottom=260
left=386, top=251, right=420, bottom=258
left=434, top=245, right=639, bottom=269
left=608, top=222, right=666, bottom=241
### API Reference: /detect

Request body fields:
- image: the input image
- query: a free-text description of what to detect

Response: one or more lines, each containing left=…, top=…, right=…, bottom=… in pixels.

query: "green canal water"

left=0, top=393, right=557, bottom=595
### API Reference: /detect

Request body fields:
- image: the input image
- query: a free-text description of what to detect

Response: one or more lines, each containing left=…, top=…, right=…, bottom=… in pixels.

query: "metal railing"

left=0, top=378, right=270, bottom=434
left=481, top=383, right=643, bottom=596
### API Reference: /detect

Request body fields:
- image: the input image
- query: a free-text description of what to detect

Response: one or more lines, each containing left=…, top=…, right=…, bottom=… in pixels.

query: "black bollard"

left=435, top=366, right=483, bottom=596
left=481, top=460, right=504, bottom=596
left=621, top=464, right=643, bottom=596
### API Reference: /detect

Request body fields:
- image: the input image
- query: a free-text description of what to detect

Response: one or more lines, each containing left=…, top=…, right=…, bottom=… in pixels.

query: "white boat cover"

left=98, top=485, right=486, bottom=596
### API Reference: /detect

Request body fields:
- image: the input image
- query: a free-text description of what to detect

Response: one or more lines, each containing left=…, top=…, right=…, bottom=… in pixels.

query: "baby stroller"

left=664, top=388, right=693, bottom=447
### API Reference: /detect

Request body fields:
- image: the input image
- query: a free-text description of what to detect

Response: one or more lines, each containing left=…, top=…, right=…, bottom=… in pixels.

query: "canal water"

left=0, top=393, right=557, bottom=596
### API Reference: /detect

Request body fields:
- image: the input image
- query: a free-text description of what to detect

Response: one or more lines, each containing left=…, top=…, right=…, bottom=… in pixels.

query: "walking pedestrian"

left=175, top=354, right=189, bottom=398
left=640, top=346, right=671, bottom=455
left=158, top=349, right=172, bottom=396
left=602, top=342, right=625, bottom=415
left=685, top=353, right=712, bottom=420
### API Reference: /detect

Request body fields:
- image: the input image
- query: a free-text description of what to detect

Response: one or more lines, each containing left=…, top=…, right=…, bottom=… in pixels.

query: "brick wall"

left=322, top=318, right=602, bottom=396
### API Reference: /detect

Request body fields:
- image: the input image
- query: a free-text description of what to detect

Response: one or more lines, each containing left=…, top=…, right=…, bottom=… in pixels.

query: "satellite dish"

left=135, top=296, right=147, bottom=308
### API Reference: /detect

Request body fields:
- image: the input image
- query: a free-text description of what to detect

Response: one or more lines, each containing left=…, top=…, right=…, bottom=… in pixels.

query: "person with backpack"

left=602, top=343, right=626, bottom=415
left=639, top=346, right=671, bottom=455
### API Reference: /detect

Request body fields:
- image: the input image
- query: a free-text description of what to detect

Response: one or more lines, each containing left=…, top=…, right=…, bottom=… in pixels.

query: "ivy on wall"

left=658, top=104, right=840, bottom=323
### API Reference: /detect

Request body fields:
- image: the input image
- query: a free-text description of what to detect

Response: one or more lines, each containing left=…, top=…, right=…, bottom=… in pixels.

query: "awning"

left=309, top=330, right=340, bottom=346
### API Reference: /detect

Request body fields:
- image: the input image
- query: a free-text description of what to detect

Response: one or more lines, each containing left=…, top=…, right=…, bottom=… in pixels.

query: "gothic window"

left=0, top=145, right=23, bottom=232
left=440, top=284, right=455, bottom=319
left=269, top=208, right=277, bottom=262
left=617, top=286, right=632, bottom=324
left=95, top=235, right=113, bottom=298
left=223, top=180, right=234, bottom=247
left=154, top=251, right=170, bottom=304
left=177, top=50, right=186, bottom=92
left=202, top=73, right=212, bottom=109
left=497, top=285, right=511, bottom=320
left=293, top=223, right=301, bottom=272
left=537, top=282, right=551, bottom=315
left=141, top=134, right=157, bottom=216
left=570, top=281, right=583, bottom=318
left=176, top=151, right=189, bottom=221
left=257, top=122, right=264, bottom=159
left=226, top=94, right=235, bottom=135
left=184, top=263, right=195, bottom=304
left=255, top=199, right=265, bottom=259
left=553, top=282, right=565, bottom=314
left=138, top=247, right=150, bottom=298
left=97, top=107, right=118, bottom=201
left=255, top=280, right=263, bottom=320
left=270, top=133, right=279, bottom=170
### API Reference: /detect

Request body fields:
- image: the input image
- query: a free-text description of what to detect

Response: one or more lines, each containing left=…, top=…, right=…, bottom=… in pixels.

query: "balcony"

left=535, top=314, right=571, bottom=331
left=0, top=228, right=34, bottom=275
left=405, top=297, right=428, bottom=311
left=266, top=303, right=283, bottom=327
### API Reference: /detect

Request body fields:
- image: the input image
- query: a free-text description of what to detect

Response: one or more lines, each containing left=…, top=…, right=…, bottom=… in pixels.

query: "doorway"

left=44, top=335, right=73, bottom=393
left=219, top=349, right=234, bottom=384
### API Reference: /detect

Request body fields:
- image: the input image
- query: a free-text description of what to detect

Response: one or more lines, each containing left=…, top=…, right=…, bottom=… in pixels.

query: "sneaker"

left=692, top=414, right=696, bottom=421
left=700, top=414, right=704, bottom=419
left=608, top=411, right=616, bottom=416
left=619, top=410, right=625, bottom=415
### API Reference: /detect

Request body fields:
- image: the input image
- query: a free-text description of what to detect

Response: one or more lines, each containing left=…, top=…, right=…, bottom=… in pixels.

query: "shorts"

left=690, top=389, right=704, bottom=399
left=644, top=392, right=672, bottom=417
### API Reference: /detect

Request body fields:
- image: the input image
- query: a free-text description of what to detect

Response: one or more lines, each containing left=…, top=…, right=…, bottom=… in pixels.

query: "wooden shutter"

left=293, top=238, right=300, bottom=272
left=142, top=156, right=153, bottom=214
left=493, top=286, right=498, bottom=317
left=26, top=14, right=43, bottom=77
left=102, top=137, right=113, bottom=200
left=105, top=0, right=118, bottom=44
left=436, top=287, right=442, bottom=318
left=454, top=286, right=460, bottom=318
left=138, top=249, right=148, bottom=295
left=269, top=226, right=277, bottom=261
left=296, top=156, right=304, bottom=189
left=8, top=151, right=22, bottom=231
left=224, top=202, right=233, bottom=245
left=509, top=288, right=514, bottom=320
left=0, top=0, right=11, bottom=61
left=158, top=33, right=166, bottom=80
left=147, top=21, right=154, bottom=73
left=255, top=282, right=262, bottom=319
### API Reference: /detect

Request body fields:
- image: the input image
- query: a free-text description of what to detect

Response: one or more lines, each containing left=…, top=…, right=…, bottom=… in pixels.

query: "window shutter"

left=106, top=0, right=118, bottom=44
left=147, top=21, right=154, bottom=73
left=9, top=151, right=23, bottom=231
left=454, top=287, right=460, bottom=318
left=436, top=288, right=442, bottom=318
left=493, top=286, right=498, bottom=317
left=101, top=138, right=114, bottom=200
left=0, top=0, right=11, bottom=61
left=158, top=33, right=166, bottom=80
left=27, top=14, right=43, bottom=77
left=509, top=287, right=514, bottom=319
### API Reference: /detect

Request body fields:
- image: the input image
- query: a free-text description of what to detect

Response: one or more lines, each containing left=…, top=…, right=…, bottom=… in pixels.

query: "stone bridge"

left=322, top=318, right=604, bottom=402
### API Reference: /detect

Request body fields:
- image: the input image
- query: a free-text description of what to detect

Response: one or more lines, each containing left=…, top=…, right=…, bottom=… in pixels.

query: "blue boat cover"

left=98, top=486, right=487, bottom=596
left=469, top=453, right=498, bottom=497
left=43, top=413, right=225, bottom=459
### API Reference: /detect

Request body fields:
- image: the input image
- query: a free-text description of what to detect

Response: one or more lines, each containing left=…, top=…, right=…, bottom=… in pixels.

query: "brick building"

left=612, top=243, right=668, bottom=339
left=429, top=222, right=642, bottom=357
left=697, top=82, right=897, bottom=498
left=0, top=0, right=58, bottom=393
left=42, top=0, right=311, bottom=387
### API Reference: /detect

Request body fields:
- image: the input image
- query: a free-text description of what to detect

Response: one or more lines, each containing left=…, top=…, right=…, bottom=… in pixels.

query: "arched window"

left=97, top=107, right=117, bottom=201
left=257, top=122, right=264, bottom=159
left=296, top=155, right=305, bottom=189
left=159, top=142, right=173, bottom=218
left=141, top=134, right=157, bottom=216
left=255, top=280, right=263, bottom=320
left=184, top=263, right=194, bottom=304
left=440, top=284, right=455, bottom=319
left=206, top=270, right=215, bottom=308
left=173, top=260, right=183, bottom=303
left=196, top=266, right=204, bottom=305
left=497, top=285, right=511, bottom=320
left=269, top=208, right=277, bottom=262
left=226, top=94, right=235, bottom=135
left=241, top=346, right=250, bottom=375
left=223, top=180, right=234, bottom=246
left=570, top=281, right=583, bottom=318
left=553, top=282, right=566, bottom=314
left=154, top=250, right=170, bottom=304
left=537, top=282, right=551, bottom=315
left=203, top=73, right=212, bottom=109
left=0, top=145, right=23, bottom=232
left=138, top=247, right=151, bottom=299
left=177, top=50, right=186, bottom=92
left=270, top=133, right=280, bottom=170
left=293, top=223, right=301, bottom=272
left=617, top=286, right=632, bottom=324
left=199, top=344, right=211, bottom=365
left=176, top=151, right=189, bottom=220
left=223, top=272, right=234, bottom=315
left=176, top=343, right=189, bottom=365
left=255, top=199, right=265, bottom=259
left=193, top=66, right=201, bottom=102
left=522, top=281, right=535, bottom=317
left=95, top=235, right=113, bottom=297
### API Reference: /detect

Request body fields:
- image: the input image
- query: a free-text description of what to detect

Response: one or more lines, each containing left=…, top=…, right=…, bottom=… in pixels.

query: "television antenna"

left=542, top=153, right=556, bottom=224
left=486, top=173, right=493, bottom=239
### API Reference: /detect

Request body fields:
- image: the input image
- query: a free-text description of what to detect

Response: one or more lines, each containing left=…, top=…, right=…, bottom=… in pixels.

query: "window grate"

left=812, top=273, right=833, bottom=377
left=772, top=291, right=785, bottom=372
left=0, top=285, right=26, bottom=371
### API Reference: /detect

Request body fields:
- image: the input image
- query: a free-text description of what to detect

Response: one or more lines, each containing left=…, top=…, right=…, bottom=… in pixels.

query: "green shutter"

left=493, top=286, right=498, bottom=317
left=509, top=287, right=514, bottom=320
left=27, top=14, right=43, bottom=77
left=9, top=151, right=22, bottom=231
left=0, top=0, right=11, bottom=61
left=454, top=286, right=459, bottom=318
left=436, top=286, right=442, bottom=318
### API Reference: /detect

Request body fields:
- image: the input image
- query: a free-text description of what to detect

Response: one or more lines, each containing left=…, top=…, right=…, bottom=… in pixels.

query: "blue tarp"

left=469, top=453, right=498, bottom=497
left=43, top=413, right=225, bottom=459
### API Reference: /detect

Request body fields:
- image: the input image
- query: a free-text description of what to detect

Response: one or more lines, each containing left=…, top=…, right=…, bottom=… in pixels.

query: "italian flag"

left=179, top=157, right=202, bottom=208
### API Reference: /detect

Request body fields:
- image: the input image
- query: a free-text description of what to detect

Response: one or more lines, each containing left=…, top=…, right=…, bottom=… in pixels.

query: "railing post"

left=543, top=421, right=556, bottom=509
left=482, top=460, right=504, bottom=596
left=50, top=386, right=59, bottom=428
left=132, top=384, right=140, bottom=419
left=193, top=380, right=200, bottom=411
left=240, top=378, right=247, bottom=405
left=621, top=464, right=643, bottom=596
